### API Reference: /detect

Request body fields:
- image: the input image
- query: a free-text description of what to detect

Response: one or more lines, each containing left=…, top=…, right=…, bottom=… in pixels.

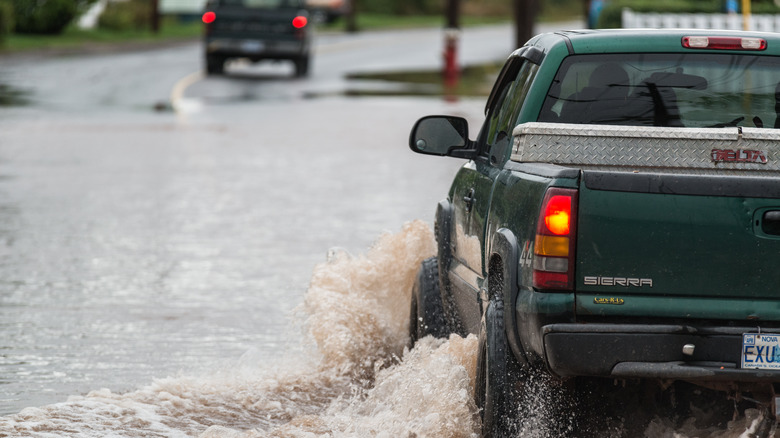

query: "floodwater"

left=0, top=221, right=482, bottom=437
left=0, top=220, right=771, bottom=437
left=0, top=93, right=472, bottom=419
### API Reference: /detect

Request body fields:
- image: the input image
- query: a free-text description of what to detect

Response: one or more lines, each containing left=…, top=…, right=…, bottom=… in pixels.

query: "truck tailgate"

left=576, top=173, right=780, bottom=315
left=209, top=7, right=302, bottom=40
left=511, top=123, right=780, bottom=321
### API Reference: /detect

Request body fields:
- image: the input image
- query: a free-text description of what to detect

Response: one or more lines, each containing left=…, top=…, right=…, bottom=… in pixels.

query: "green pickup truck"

left=202, top=0, right=311, bottom=76
left=408, top=29, right=780, bottom=436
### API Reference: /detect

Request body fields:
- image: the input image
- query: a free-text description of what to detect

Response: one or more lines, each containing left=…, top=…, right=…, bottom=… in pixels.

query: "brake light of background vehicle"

left=292, top=16, right=308, bottom=29
left=682, top=36, right=767, bottom=51
left=533, top=188, right=578, bottom=291
left=202, top=11, right=216, bottom=24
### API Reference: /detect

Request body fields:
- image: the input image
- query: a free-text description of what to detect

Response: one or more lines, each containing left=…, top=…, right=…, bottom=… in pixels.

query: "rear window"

left=213, top=0, right=304, bottom=8
left=538, top=53, right=780, bottom=129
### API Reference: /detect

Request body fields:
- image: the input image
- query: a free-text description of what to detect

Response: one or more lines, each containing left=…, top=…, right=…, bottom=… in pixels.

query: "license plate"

left=741, top=333, right=780, bottom=370
left=241, top=40, right=264, bottom=53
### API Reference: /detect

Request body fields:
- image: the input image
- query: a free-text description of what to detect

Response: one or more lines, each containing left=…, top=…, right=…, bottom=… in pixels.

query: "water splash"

left=0, top=220, right=773, bottom=437
left=0, top=220, right=479, bottom=437
left=302, top=219, right=436, bottom=379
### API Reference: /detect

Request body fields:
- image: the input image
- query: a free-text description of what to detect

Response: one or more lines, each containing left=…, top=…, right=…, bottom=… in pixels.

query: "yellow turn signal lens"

left=534, top=235, right=569, bottom=257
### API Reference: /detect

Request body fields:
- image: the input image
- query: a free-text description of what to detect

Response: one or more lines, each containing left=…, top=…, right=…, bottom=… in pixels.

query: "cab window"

left=539, top=53, right=780, bottom=128
left=482, top=60, right=540, bottom=162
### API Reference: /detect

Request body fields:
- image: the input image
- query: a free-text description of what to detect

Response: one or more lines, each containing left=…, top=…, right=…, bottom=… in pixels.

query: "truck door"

left=449, top=53, right=540, bottom=334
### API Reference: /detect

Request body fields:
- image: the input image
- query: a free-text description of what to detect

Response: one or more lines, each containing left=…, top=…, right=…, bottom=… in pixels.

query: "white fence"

left=78, top=0, right=107, bottom=28
left=160, top=0, right=209, bottom=14
left=78, top=0, right=207, bottom=28
left=622, top=8, right=780, bottom=32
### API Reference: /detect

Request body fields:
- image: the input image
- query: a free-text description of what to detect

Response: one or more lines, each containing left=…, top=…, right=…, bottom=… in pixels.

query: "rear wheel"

left=408, top=257, right=447, bottom=347
left=476, top=298, right=521, bottom=438
left=206, top=55, right=225, bottom=75
left=294, top=55, right=310, bottom=77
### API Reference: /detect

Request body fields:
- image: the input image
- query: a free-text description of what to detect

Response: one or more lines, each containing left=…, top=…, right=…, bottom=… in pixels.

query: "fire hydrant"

left=443, top=28, right=460, bottom=93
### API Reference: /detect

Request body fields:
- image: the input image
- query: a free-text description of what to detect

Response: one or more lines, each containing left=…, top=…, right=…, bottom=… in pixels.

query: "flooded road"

left=0, top=22, right=514, bottom=420
left=0, top=95, right=476, bottom=418
left=0, top=22, right=773, bottom=437
left=0, top=221, right=479, bottom=437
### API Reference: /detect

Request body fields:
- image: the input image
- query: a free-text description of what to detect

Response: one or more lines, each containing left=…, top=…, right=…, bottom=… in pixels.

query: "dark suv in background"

left=202, top=0, right=311, bottom=77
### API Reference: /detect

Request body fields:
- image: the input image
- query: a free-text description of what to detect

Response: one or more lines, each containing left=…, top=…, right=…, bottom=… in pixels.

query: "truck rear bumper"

left=205, top=38, right=307, bottom=60
left=542, top=323, right=780, bottom=382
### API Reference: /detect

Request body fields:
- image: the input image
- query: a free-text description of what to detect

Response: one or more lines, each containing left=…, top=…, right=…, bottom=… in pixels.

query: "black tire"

left=476, top=299, right=521, bottom=438
left=434, top=201, right=463, bottom=336
left=206, top=55, right=224, bottom=75
left=408, top=257, right=447, bottom=347
left=294, top=55, right=310, bottom=77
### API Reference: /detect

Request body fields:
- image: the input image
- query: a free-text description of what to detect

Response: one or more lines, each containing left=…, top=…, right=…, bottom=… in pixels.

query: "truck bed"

left=511, top=122, right=780, bottom=176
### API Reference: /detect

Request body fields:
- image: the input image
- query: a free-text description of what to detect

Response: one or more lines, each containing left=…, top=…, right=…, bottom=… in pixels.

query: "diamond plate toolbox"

left=511, top=123, right=780, bottom=174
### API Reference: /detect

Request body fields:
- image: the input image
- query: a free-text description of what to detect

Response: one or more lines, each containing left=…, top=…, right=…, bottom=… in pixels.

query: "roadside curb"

left=0, top=37, right=200, bottom=61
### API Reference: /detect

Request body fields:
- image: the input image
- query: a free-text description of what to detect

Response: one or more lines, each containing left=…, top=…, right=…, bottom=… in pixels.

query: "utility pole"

left=345, top=0, right=357, bottom=33
left=513, top=0, right=537, bottom=49
left=443, top=0, right=460, bottom=94
left=151, top=0, right=160, bottom=34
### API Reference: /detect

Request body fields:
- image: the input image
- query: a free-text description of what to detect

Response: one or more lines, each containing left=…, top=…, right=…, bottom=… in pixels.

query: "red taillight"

left=682, top=36, right=767, bottom=51
left=202, top=11, right=216, bottom=24
left=292, top=16, right=308, bottom=29
left=543, top=195, right=571, bottom=235
left=533, top=188, right=578, bottom=291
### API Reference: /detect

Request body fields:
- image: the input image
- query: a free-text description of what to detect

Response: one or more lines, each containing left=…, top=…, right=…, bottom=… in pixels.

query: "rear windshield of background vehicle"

left=538, top=53, right=780, bottom=129
left=216, top=0, right=304, bottom=8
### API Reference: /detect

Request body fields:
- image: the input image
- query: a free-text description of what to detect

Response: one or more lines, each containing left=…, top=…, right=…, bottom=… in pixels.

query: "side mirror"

left=409, top=116, right=474, bottom=158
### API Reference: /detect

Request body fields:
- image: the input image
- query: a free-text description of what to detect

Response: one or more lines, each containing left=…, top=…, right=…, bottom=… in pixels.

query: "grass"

left=0, top=83, right=29, bottom=106
left=320, top=8, right=582, bottom=32
left=538, top=0, right=585, bottom=23
left=320, top=13, right=512, bottom=32
left=344, top=61, right=503, bottom=98
left=0, top=17, right=202, bottom=54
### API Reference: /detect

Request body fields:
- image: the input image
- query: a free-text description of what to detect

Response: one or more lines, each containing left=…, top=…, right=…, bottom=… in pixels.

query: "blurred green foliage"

left=0, top=0, right=14, bottom=42
left=10, top=0, right=92, bottom=34
left=1, top=16, right=200, bottom=53
left=98, top=0, right=151, bottom=31
left=598, top=0, right=780, bottom=28
left=538, top=0, right=585, bottom=21
left=356, top=0, right=442, bottom=15
left=356, top=0, right=581, bottom=18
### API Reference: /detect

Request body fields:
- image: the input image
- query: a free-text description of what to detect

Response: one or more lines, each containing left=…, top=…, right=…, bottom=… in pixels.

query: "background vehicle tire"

left=206, top=55, right=225, bottom=75
left=476, top=299, right=521, bottom=438
left=294, top=56, right=310, bottom=77
left=408, top=257, right=447, bottom=347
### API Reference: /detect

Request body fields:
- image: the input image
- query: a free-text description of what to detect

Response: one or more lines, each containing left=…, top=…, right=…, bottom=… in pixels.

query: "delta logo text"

left=711, top=148, right=767, bottom=164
